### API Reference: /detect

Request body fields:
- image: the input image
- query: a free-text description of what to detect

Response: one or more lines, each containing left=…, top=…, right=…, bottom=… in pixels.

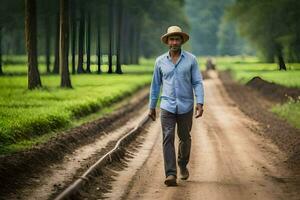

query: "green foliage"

left=0, top=0, right=189, bottom=59
left=0, top=63, right=152, bottom=147
left=185, top=0, right=251, bottom=56
left=185, top=0, right=226, bottom=55
left=217, top=18, right=254, bottom=56
left=140, top=0, right=189, bottom=57
left=228, top=0, right=300, bottom=63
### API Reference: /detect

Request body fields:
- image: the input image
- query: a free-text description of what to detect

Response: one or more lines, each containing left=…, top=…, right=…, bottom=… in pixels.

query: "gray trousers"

left=160, top=108, right=193, bottom=178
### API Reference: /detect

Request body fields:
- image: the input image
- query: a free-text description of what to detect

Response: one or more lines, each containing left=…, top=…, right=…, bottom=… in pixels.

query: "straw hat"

left=161, top=26, right=189, bottom=44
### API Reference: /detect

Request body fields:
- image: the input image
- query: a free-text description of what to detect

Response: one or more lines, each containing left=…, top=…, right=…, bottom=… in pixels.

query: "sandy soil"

left=102, top=71, right=299, bottom=200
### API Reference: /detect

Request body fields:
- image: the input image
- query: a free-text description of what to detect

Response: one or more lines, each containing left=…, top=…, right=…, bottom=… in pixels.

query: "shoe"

left=180, top=167, right=189, bottom=180
left=164, top=175, right=177, bottom=186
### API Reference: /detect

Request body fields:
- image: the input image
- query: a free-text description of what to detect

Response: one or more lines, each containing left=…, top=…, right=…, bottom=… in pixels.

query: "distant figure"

left=205, top=58, right=216, bottom=70
left=148, top=26, right=204, bottom=187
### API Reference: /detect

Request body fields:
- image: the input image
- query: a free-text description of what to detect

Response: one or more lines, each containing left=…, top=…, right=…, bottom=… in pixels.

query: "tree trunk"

left=96, top=13, right=102, bottom=74
left=277, top=47, right=287, bottom=70
left=77, top=6, right=85, bottom=73
left=71, top=1, right=76, bottom=74
left=134, top=24, right=140, bottom=64
left=45, top=15, right=51, bottom=73
left=25, top=0, right=42, bottom=89
left=86, top=12, right=91, bottom=73
left=115, top=0, right=123, bottom=74
left=107, top=0, right=114, bottom=73
left=60, top=0, right=72, bottom=88
left=53, top=12, right=60, bottom=74
left=121, top=11, right=129, bottom=65
left=129, top=25, right=135, bottom=64
left=0, top=26, right=3, bottom=75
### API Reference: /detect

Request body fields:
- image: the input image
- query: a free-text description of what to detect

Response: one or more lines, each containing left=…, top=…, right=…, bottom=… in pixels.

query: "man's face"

left=167, top=35, right=182, bottom=52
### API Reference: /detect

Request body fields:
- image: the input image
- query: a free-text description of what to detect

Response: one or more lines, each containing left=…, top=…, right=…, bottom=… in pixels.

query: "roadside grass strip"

left=272, top=98, right=300, bottom=129
left=0, top=64, right=152, bottom=152
left=213, top=56, right=300, bottom=129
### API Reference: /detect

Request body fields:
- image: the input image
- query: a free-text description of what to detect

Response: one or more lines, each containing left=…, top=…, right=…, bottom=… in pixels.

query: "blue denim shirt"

left=149, top=50, right=204, bottom=114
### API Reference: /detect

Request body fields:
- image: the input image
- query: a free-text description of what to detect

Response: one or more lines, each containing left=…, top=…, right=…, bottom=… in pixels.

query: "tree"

left=1, top=0, right=192, bottom=77
left=96, top=10, right=102, bottom=74
left=86, top=12, right=91, bottom=73
left=59, top=0, right=72, bottom=88
left=228, top=0, right=300, bottom=69
left=185, top=0, right=232, bottom=55
left=121, top=11, right=129, bottom=64
left=77, top=4, right=85, bottom=73
left=53, top=12, right=60, bottom=74
left=217, top=17, right=253, bottom=56
left=133, top=25, right=140, bottom=64
left=115, top=0, right=123, bottom=74
left=25, top=0, right=42, bottom=89
left=38, top=0, right=58, bottom=74
left=0, top=27, right=2, bottom=75
left=44, top=14, right=51, bottom=73
left=107, top=0, right=114, bottom=74
left=70, top=0, right=77, bottom=74
left=138, top=0, right=189, bottom=58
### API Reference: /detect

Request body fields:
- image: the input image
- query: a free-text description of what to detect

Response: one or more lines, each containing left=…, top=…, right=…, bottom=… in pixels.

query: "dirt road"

left=103, top=71, right=297, bottom=200
left=4, top=71, right=297, bottom=200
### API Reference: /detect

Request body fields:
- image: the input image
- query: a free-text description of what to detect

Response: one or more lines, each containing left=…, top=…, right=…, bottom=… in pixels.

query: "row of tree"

left=228, top=0, right=300, bottom=70
left=0, top=0, right=188, bottom=88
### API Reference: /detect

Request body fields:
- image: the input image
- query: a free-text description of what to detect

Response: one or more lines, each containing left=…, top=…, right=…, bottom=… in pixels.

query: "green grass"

left=231, top=70, right=300, bottom=88
left=213, top=56, right=300, bottom=88
left=272, top=98, right=300, bottom=129
left=0, top=62, right=153, bottom=153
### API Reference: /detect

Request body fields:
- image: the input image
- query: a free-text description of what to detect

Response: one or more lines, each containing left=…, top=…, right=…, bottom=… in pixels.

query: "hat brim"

left=161, top=32, right=189, bottom=45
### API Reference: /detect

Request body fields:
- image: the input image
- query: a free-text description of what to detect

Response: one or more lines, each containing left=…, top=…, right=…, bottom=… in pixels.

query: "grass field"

left=212, top=56, right=300, bottom=88
left=0, top=61, right=153, bottom=154
left=1, top=55, right=299, bottom=154
left=211, top=56, right=300, bottom=129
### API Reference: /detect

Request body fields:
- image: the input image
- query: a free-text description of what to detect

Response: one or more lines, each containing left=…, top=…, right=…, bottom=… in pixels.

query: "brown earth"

left=245, top=75, right=300, bottom=102
left=219, top=71, right=300, bottom=169
left=0, top=86, right=150, bottom=198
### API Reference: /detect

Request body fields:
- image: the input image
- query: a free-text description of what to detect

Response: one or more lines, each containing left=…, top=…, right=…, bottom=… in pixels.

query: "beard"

left=169, top=45, right=181, bottom=52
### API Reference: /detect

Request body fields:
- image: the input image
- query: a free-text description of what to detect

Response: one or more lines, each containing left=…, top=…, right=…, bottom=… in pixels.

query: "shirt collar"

left=166, top=49, right=185, bottom=60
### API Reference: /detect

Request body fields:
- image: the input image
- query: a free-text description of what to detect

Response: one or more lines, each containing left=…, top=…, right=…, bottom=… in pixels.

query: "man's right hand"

left=148, top=108, right=156, bottom=121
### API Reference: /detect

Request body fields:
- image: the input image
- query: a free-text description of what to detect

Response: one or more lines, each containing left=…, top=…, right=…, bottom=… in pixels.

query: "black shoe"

left=164, top=175, right=177, bottom=186
left=180, top=167, right=189, bottom=180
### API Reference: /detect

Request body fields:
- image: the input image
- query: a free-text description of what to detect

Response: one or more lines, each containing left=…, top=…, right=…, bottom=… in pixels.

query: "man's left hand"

left=195, top=103, right=204, bottom=118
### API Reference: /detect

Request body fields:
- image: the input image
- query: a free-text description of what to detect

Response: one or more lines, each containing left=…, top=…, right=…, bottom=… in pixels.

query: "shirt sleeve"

left=149, top=60, right=162, bottom=109
left=191, top=57, right=204, bottom=105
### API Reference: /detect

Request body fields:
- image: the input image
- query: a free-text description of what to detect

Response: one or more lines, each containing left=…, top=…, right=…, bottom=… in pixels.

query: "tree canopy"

left=228, top=0, right=300, bottom=65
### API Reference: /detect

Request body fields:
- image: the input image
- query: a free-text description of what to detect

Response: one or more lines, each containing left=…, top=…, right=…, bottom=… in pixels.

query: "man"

left=205, top=57, right=216, bottom=70
left=148, top=26, right=204, bottom=186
